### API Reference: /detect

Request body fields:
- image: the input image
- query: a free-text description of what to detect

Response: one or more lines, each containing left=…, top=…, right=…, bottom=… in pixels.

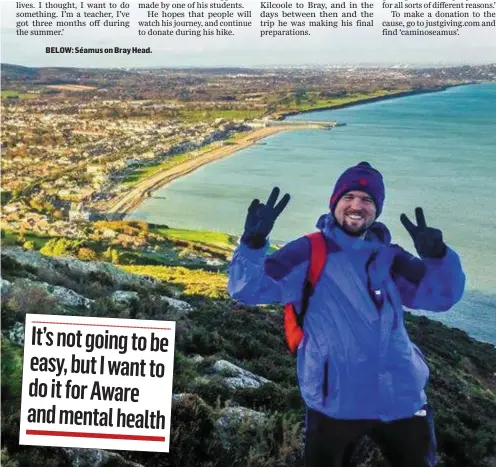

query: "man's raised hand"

left=241, top=187, right=291, bottom=249
left=400, top=207, right=446, bottom=258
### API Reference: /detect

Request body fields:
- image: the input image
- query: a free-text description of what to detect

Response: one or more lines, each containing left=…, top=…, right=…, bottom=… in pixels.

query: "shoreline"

left=106, top=83, right=472, bottom=219
left=106, top=125, right=315, bottom=219
left=276, top=83, right=474, bottom=119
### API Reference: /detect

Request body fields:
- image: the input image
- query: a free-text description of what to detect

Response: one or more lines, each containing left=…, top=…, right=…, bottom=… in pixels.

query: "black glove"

left=400, top=207, right=446, bottom=258
left=241, top=187, right=291, bottom=249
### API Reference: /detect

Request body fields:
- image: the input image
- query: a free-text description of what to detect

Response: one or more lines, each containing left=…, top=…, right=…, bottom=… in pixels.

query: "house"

left=68, top=203, right=98, bottom=222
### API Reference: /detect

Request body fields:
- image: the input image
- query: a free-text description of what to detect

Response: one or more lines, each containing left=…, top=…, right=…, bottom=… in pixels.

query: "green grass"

left=276, top=89, right=406, bottom=114
left=1, top=91, right=21, bottom=98
left=1, top=90, right=38, bottom=100
left=122, top=152, right=193, bottom=186
left=122, top=141, right=226, bottom=187
left=152, top=227, right=237, bottom=250
left=119, top=264, right=229, bottom=298
left=178, top=108, right=264, bottom=123
left=1, top=229, right=52, bottom=249
left=151, top=226, right=281, bottom=255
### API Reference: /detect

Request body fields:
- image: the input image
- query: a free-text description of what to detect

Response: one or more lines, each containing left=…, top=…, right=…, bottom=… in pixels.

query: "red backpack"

left=284, top=232, right=327, bottom=355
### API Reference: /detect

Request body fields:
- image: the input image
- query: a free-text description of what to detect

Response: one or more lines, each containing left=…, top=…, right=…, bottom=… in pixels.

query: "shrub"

left=122, top=394, right=221, bottom=467
left=1, top=340, right=23, bottom=403
left=1, top=236, right=17, bottom=247
left=77, top=247, right=98, bottom=261
left=2, top=282, right=58, bottom=328
left=22, top=241, right=35, bottom=250
left=40, top=238, right=82, bottom=257
left=182, top=327, right=225, bottom=355
left=103, top=247, right=120, bottom=264
left=232, top=384, right=292, bottom=413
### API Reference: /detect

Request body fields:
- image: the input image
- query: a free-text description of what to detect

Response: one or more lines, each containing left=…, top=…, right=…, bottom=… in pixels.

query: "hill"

left=1, top=237, right=495, bottom=467
left=1, top=63, right=40, bottom=80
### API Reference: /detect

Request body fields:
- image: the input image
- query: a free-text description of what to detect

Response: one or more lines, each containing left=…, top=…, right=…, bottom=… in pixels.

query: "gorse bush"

left=40, top=238, right=84, bottom=257
left=94, top=220, right=150, bottom=236
left=121, top=265, right=228, bottom=298
left=77, top=247, right=98, bottom=261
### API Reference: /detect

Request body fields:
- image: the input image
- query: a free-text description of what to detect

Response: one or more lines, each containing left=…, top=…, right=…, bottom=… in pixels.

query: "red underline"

left=26, top=429, right=165, bottom=441
left=31, top=321, right=172, bottom=331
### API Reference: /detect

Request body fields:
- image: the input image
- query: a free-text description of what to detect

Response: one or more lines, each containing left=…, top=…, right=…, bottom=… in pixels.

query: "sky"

left=1, top=1, right=495, bottom=68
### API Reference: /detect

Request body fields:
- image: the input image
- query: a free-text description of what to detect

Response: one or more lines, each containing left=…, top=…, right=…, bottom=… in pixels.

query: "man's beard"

left=338, top=220, right=369, bottom=237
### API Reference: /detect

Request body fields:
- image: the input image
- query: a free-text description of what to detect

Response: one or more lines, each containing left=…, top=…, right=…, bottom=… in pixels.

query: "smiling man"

left=228, top=161, right=465, bottom=467
left=334, top=190, right=376, bottom=236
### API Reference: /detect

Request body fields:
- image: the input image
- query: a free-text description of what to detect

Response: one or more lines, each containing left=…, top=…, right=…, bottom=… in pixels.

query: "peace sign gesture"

left=400, top=207, right=446, bottom=258
left=241, top=187, right=291, bottom=249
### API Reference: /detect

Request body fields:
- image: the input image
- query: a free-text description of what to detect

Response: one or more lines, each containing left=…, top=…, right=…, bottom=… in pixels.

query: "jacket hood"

left=316, top=212, right=392, bottom=247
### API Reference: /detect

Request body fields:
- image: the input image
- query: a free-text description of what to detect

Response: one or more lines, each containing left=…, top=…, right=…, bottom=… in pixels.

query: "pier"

left=247, top=119, right=344, bottom=130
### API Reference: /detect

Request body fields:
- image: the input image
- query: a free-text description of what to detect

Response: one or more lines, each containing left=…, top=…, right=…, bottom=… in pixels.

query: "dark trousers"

left=304, top=407, right=437, bottom=467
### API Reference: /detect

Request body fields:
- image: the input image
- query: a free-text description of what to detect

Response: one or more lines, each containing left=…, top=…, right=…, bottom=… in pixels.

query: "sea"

left=131, top=83, right=496, bottom=346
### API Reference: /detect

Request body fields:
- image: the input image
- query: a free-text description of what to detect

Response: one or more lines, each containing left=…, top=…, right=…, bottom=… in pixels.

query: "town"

left=1, top=63, right=494, bottom=251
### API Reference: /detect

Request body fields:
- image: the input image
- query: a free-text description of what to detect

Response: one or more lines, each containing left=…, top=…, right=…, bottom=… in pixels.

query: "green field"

left=274, top=89, right=406, bottom=115
left=1, top=90, right=39, bottom=100
left=123, top=153, right=194, bottom=186
left=122, top=140, right=227, bottom=187
left=151, top=226, right=237, bottom=250
left=178, top=108, right=264, bottom=123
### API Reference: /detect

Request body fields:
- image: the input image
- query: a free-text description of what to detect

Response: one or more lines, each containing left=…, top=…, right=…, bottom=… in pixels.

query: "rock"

left=48, top=284, right=93, bottom=309
left=172, top=392, right=195, bottom=402
left=190, top=354, right=204, bottom=364
left=63, top=447, right=144, bottom=467
left=224, top=376, right=265, bottom=389
left=215, top=406, right=267, bottom=449
left=0, top=277, right=12, bottom=297
left=112, top=290, right=139, bottom=303
left=161, top=295, right=192, bottom=312
left=2, top=247, right=59, bottom=276
left=6, top=322, right=25, bottom=347
left=57, top=256, right=155, bottom=289
left=11, top=278, right=93, bottom=310
left=1, top=247, right=158, bottom=291
left=205, top=258, right=224, bottom=266
left=212, top=359, right=271, bottom=389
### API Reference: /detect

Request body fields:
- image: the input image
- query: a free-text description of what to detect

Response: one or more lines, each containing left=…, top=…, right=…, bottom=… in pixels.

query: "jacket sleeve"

left=228, top=237, right=310, bottom=306
left=391, top=244, right=465, bottom=312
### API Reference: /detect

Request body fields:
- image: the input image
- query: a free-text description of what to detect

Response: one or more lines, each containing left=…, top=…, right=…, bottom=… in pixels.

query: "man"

left=228, top=162, right=465, bottom=467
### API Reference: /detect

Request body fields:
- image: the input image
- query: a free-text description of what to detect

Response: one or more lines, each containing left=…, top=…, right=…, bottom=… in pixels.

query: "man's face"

left=334, top=190, right=377, bottom=236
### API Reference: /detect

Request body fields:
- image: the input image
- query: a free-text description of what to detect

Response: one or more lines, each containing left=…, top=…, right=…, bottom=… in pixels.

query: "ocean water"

left=131, top=84, right=496, bottom=345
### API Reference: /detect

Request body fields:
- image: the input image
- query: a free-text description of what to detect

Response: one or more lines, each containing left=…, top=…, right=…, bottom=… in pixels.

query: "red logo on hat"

left=359, top=178, right=368, bottom=186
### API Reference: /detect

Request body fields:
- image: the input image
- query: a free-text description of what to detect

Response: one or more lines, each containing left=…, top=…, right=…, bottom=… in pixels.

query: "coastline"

left=106, top=125, right=313, bottom=219
left=276, top=83, right=474, bottom=119
left=107, top=83, right=472, bottom=219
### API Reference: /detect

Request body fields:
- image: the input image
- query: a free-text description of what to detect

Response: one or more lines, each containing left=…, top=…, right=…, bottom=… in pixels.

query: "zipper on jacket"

left=366, top=250, right=383, bottom=312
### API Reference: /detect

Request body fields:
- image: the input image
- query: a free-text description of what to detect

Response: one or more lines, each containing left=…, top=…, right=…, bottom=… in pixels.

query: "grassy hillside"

left=1, top=225, right=495, bottom=467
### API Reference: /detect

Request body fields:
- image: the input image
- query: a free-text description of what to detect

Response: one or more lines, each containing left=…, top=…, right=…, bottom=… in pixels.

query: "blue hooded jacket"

left=228, top=212, right=465, bottom=421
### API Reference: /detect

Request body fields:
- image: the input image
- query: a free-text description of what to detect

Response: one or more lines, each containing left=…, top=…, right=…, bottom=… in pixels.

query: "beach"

left=107, top=84, right=465, bottom=220
left=106, top=124, right=321, bottom=219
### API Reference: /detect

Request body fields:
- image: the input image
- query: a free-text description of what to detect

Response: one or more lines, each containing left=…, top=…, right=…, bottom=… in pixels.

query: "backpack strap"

left=296, top=231, right=327, bottom=328
left=307, top=231, right=327, bottom=286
